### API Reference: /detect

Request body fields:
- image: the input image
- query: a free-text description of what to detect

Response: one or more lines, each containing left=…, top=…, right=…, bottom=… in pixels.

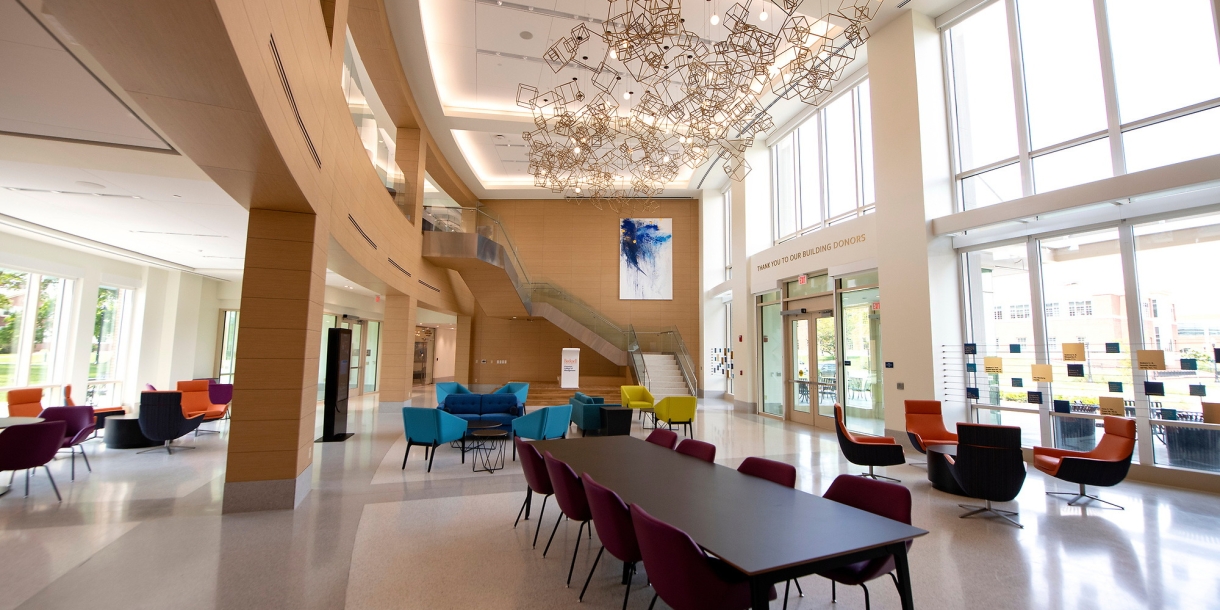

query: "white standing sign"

left=561, top=348, right=580, bottom=389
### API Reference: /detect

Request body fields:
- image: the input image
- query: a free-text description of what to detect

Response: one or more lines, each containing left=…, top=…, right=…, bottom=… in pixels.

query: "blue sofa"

left=569, top=393, right=622, bottom=436
left=442, top=394, right=523, bottom=432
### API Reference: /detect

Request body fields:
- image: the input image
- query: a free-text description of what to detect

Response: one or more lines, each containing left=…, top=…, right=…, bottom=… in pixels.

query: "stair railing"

left=627, top=326, right=649, bottom=389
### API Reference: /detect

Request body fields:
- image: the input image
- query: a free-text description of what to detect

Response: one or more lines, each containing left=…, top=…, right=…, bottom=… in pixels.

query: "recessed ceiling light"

left=520, top=31, right=533, bottom=39
left=173, top=195, right=182, bottom=198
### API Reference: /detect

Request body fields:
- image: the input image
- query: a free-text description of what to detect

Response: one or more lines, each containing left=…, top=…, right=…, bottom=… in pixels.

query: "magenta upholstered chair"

left=208, top=383, right=234, bottom=409
left=817, top=474, right=914, bottom=610
left=645, top=428, right=679, bottom=449
left=144, top=383, right=157, bottom=391
left=543, top=452, right=594, bottom=587
left=514, top=437, right=555, bottom=548
left=737, top=457, right=797, bottom=488
left=736, top=457, right=803, bottom=607
left=675, top=438, right=716, bottom=463
left=631, top=503, right=776, bottom=610
left=579, top=473, right=643, bottom=607
left=38, top=406, right=95, bottom=480
left=0, top=421, right=67, bottom=501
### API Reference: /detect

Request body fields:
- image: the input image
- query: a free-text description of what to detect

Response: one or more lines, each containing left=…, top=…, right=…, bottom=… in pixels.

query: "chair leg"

left=403, top=440, right=413, bottom=469
left=648, top=593, right=658, bottom=610
left=513, top=437, right=517, bottom=462
left=579, top=545, right=605, bottom=601
left=958, top=500, right=1023, bottom=528
left=861, top=465, right=900, bottom=483
left=621, top=562, right=634, bottom=610
left=25, top=469, right=30, bottom=497
left=543, top=510, right=564, bottom=557
left=44, top=466, right=61, bottom=502
left=79, top=446, right=90, bottom=472
left=832, top=579, right=836, bottom=602
left=861, top=582, right=871, bottom=610
left=427, top=442, right=438, bottom=472
left=567, top=520, right=586, bottom=586
left=515, top=489, right=531, bottom=528
left=783, top=580, right=790, bottom=610
left=533, top=495, right=549, bottom=548
left=71, top=448, right=76, bottom=481
left=1046, top=483, right=1125, bottom=510
left=795, top=579, right=803, bottom=597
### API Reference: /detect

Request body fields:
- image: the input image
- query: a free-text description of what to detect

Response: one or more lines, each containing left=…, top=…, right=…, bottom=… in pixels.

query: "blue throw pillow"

left=444, top=394, right=481, bottom=415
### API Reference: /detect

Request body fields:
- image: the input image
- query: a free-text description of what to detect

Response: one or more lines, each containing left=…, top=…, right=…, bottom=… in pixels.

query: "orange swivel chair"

left=5, top=388, right=44, bottom=417
left=176, top=380, right=228, bottom=434
left=1033, top=416, right=1136, bottom=509
left=904, top=400, right=958, bottom=455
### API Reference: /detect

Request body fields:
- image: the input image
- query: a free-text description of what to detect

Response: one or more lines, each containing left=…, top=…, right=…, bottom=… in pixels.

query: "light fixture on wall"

left=515, top=0, right=883, bottom=210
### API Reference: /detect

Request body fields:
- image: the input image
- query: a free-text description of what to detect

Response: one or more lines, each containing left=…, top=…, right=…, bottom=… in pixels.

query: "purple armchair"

left=817, top=474, right=914, bottom=610
left=38, top=406, right=95, bottom=480
left=543, top=452, right=593, bottom=587
left=579, top=473, right=643, bottom=608
left=631, top=503, right=776, bottom=610
left=0, top=421, right=68, bottom=501
left=736, top=457, right=803, bottom=607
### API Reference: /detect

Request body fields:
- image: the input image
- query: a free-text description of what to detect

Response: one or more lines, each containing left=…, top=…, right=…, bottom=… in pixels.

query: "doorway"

left=785, top=296, right=836, bottom=426
left=335, top=317, right=380, bottom=397
left=413, top=327, right=435, bottom=385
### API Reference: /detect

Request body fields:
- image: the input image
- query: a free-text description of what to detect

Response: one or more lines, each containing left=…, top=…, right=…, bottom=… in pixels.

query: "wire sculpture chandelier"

left=516, top=0, right=883, bottom=210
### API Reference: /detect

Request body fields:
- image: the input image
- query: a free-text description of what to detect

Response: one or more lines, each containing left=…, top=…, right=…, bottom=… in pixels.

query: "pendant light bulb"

left=760, top=11, right=768, bottom=21
left=710, top=13, right=720, bottom=25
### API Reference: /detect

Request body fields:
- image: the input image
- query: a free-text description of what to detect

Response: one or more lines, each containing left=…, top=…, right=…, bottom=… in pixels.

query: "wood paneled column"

left=223, top=209, right=327, bottom=513
left=455, top=315, right=473, bottom=385
left=380, top=294, right=417, bottom=407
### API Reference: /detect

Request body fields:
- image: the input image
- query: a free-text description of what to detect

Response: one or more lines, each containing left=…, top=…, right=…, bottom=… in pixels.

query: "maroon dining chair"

left=631, top=503, right=776, bottom=610
left=579, top=473, right=643, bottom=608
left=543, top=451, right=594, bottom=587
left=645, top=428, right=679, bottom=449
left=514, top=437, right=555, bottom=548
left=736, top=457, right=796, bottom=488
left=38, top=406, right=95, bottom=480
left=817, top=474, right=914, bottom=610
left=0, top=421, right=67, bottom=501
left=675, top=438, right=716, bottom=462
left=736, top=457, right=803, bottom=608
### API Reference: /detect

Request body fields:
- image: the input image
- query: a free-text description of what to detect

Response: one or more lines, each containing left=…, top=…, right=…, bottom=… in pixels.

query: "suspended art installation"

left=517, top=0, right=884, bottom=209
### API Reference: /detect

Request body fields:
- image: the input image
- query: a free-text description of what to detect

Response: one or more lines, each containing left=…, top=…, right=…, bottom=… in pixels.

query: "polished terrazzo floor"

left=1, top=388, right=1218, bottom=609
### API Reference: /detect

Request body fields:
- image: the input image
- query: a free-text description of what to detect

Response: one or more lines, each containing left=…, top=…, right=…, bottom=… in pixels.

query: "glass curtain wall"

left=771, top=80, right=875, bottom=243
left=840, top=285, right=883, bottom=435
left=961, top=210, right=1220, bottom=473
left=945, top=0, right=1220, bottom=210
left=364, top=320, right=381, bottom=393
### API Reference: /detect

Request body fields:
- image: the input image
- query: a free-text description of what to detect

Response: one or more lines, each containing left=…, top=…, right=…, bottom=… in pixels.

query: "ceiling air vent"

left=348, top=214, right=377, bottom=249
left=269, top=34, right=321, bottom=168
left=387, top=258, right=412, bottom=277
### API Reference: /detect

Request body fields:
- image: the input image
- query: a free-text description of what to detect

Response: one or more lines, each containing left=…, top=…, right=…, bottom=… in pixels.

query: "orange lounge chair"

left=1033, top=416, right=1136, bottom=509
left=5, top=388, right=44, bottom=417
left=176, top=381, right=228, bottom=434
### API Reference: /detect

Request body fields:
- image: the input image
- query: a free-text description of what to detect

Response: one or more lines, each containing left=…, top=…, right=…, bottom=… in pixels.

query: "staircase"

left=422, top=205, right=695, bottom=394
left=642, top=353, right=692, bottom=400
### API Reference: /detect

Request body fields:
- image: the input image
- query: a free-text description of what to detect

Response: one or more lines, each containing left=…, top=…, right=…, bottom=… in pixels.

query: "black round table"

left=926, top=444, right=967, bottom=496
left=471, top=429, right=508, bottom=473
left=104, top=417, right=160, bottom=449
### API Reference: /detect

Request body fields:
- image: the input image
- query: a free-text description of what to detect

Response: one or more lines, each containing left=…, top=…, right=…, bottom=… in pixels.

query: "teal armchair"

left=435, top=382, right=473, bottom=408
left=510, top=405, right=572, bottom=460
left=493, top=382, right=530, bottom=407
left=570, top=393, right=621, bottom=436
left=402, top=407, right=468, bottom=472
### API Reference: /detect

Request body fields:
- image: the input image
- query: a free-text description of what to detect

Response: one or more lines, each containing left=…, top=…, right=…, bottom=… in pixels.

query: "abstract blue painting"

left=619, top=218, right=673, bottom=300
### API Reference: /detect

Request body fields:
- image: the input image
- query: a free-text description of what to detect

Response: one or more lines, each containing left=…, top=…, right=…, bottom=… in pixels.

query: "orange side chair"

left=5, top=388, right=44, bottom=417
left=1033, top=416, right=1136, bottom=509
left=904, top=400, right=959, bottom=455
left=176, top=380, right=228, bottom=434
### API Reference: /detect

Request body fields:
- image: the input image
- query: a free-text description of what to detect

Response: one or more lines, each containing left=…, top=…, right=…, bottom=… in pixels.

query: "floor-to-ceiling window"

left=840, top=276, right=883, bottom=435
left=217, top=310, right=239, bottom=385
left=0, top=269, right=73, bottom=400
left=944, top=0, right=1220, bottom=210
left=758, top=292, right=784, bottom=417
left=89, top=286, right=131, bottom=407
left=770, top=79, right=875, bottom=243
left=364, top=320, right=380, bottom=394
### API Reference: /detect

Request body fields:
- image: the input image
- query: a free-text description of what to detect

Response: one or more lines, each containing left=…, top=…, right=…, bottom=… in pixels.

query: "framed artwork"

left=619, top=217, right=673, bottom=300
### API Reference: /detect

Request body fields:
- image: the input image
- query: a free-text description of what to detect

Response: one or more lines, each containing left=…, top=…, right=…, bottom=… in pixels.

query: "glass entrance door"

left=790, top=317, right=813, bottom=423
left=814, top=314, right=838, bottom=418
left=787, top=309, right=836, bottom=425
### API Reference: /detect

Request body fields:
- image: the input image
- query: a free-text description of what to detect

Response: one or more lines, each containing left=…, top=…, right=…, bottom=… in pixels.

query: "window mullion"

left=942, top=30, right=965, bottom=212
left=819, top=112, right=829, bottom=231
left=794, top=130, right=804, bottom=230
left=1117, top=222, right=1152, bottom=465
left=1004, top=0, right=1034, bottom=196
left=15, top=274, right=40, bottom=388
left=1092, top=0, right=1126, bottom=176
left=852, top=89, right=863, bottom=214
left=1025, top=238, right=1052, bottom=446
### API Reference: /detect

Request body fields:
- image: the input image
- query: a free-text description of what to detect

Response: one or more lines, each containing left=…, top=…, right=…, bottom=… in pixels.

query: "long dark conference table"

left=531, top=436, right=927, bottom=610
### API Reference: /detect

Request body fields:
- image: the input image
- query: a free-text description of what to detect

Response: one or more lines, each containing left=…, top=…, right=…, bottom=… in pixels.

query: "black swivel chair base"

left=958, top=499, right=1023, bottom=528
left=1046, top=483, right=1124, bottom=509
left=138, top=441, right=196, bottom=455
left=859, top=465, right=900, bottom=483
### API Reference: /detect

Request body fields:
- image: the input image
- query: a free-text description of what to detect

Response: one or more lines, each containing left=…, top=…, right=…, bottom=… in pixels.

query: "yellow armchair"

left=620, top=385, right=655, bottom=410
left=655, top=396, right=697, bottom=437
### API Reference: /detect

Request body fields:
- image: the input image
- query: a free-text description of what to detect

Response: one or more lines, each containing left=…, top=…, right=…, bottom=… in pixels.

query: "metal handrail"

left=668, top=326, right=699, bottom=396
left=627, top=326, right=648, bottom=388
